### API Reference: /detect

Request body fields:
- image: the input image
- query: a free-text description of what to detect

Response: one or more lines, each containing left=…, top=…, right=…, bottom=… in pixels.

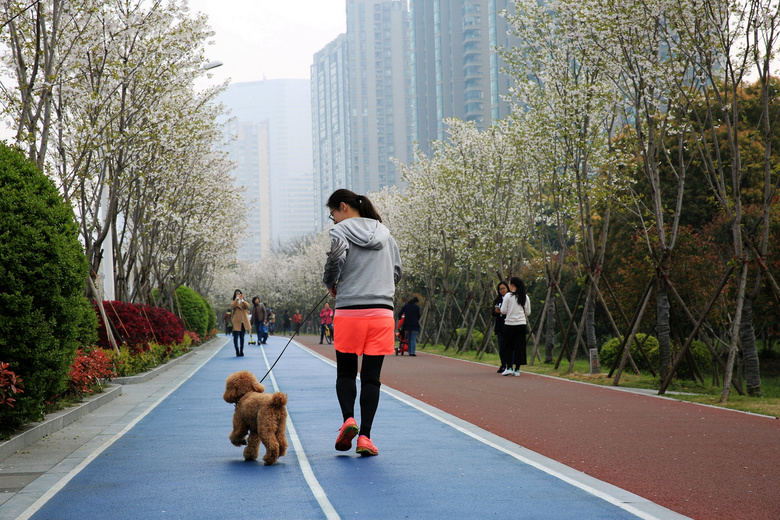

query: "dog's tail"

left=270, top=392, right=288, bottom=409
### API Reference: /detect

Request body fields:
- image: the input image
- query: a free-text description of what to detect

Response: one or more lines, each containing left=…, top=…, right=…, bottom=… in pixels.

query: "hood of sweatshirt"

left=333, top=217, right=388, bottom=250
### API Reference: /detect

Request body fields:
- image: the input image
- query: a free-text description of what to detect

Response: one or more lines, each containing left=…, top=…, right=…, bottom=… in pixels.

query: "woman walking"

left=322, top=189, right=402, bottom=456
left=500, top=277, right=531, bottom=376
left=231, top=290, right=251, bottom=357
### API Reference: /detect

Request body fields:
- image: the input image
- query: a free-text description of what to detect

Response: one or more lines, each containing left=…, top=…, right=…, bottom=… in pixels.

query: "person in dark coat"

left=397, top=297, right=421, bottom=356
left=251, top=297, right=268, bottom=344
left=491, top=281, right=510, bottom=373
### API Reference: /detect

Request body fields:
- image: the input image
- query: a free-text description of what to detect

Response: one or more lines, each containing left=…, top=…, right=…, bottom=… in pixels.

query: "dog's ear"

left=223, top=384, right=239, bottom=403
left=253, top=382, right=265, bottom=393
left=223, top=374, right=241, bottom=403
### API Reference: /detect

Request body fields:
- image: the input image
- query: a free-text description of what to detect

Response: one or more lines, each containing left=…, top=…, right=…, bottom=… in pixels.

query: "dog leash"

left=258, top=291, right=331, bottom=384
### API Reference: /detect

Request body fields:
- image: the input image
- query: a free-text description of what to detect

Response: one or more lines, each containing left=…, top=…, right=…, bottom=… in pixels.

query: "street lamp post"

left=202, top=60, right=223, bottom=71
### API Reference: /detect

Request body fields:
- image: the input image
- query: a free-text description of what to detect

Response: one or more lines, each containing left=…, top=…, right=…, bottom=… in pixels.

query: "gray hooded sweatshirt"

left=322, top=217, right=402, bottom=309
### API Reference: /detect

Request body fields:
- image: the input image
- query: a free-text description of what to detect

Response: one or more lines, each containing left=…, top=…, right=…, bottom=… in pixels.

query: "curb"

left=111, top=349, right=196, bottom=385
left=0, top=384, right=122, bottom=461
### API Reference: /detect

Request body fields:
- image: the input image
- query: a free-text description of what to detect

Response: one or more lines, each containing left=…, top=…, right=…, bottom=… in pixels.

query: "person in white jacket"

left=500, top=276, right=531, bottom=376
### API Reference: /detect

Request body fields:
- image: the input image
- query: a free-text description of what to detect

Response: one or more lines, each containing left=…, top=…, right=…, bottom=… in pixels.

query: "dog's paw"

left=230, top=438, right=248, bottom=447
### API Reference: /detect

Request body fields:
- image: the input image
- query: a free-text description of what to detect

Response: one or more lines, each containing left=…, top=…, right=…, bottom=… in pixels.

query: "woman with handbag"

left=500, top=277, right=531, bottom=376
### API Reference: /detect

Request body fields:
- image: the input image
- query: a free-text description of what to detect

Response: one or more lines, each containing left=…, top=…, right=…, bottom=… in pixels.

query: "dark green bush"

left=175, top=285, right=209, bottom=337
left=599, top=334, right=659, bottom=372
left=600, top=334, right=713, bottom=379
left=0, top=143, right=93, bottom=430
left=203, top=297, right=216, bottom=333
left=644, top=340, right=713, bottom=380
left=453, top=328, right=484, bottom=349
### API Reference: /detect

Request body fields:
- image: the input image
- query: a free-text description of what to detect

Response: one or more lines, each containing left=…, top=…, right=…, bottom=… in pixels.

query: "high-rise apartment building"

left=312, top=34, right=352, bottom=230
left=312, top=0, right=412, bottom=228
left=409, top=0, right=516, bottom=154
left=312, top=0, right=518, bottom=229
left=219, top=80, right=315, bottom=260
left=223, top=119, right=272, bottom=262
left=346, top=0, right=412, bottom=193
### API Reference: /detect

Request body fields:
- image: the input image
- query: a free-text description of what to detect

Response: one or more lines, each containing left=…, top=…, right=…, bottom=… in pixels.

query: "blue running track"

left=24, top=337, right=685, bottom=520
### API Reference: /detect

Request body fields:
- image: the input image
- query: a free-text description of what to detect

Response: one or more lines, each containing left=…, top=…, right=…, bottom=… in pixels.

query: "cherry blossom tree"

left=504, top=0, right=628, bottom=367
left=659, top=0, right=780, bottom=398
left=562, top=0, right=707, bottom=380
left=394, top=119, right=534, bottom=351
left=1, top=0, right=240, bottom=307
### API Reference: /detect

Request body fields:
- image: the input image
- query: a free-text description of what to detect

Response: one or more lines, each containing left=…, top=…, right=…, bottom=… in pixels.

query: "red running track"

left=296, top=335, right=780, bottom=520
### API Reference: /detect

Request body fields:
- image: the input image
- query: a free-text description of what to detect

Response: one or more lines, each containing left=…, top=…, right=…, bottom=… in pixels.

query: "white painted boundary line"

left=295, top=341, right=690, bottom=520
left=17, top=340, right=226, bottom=520
left=262, top=346, right=340, bottom=520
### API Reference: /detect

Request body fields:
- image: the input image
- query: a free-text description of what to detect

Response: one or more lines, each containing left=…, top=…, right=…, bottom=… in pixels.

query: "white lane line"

left=261, top=345, right=340, bottom=520
left=295, top=342, right=688, bottom=520
left=17, top=340, right=226, bottom=520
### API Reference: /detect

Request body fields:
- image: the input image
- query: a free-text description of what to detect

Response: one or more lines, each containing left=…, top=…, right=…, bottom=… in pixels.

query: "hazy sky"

left=188, top=0, right=347, bottom=84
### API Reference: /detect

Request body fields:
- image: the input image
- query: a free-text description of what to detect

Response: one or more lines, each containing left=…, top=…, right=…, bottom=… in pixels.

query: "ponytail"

left=326, top=189, right=382, bottom=222
left=509, top=276, right=526, bottom=306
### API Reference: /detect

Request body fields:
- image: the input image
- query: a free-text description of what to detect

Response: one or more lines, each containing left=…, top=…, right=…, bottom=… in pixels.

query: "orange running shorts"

left=333, top=308, right=395, bottom=356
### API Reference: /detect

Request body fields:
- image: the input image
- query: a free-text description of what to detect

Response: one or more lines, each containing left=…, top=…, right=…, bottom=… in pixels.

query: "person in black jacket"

left=491, top=281, right=510, bottom=373
left=397, top=297, right=421, bottom=356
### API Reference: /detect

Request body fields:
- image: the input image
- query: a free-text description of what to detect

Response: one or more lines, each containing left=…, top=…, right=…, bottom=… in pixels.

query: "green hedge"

left=599, top=334, right=659, bottom=372
left=600, top=334, right=713, bottom=379
left=204, top=298, right=216, bottom=333
left=454, top=328, right=484, bottom=349
left=175, top=285, right=210, bottom=337
left=0, top=143, right=95, bottom=430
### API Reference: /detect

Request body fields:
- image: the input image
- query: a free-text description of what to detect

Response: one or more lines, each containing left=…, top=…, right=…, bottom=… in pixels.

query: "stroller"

left=395, top=315, right=409, bottom=355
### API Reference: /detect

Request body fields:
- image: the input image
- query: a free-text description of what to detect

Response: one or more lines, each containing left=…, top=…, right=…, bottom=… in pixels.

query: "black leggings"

left=335, top=351, right=384, bottom=439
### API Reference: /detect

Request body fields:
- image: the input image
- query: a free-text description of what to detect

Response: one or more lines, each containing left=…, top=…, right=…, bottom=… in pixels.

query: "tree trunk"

left=544, top=298, right=556, bottom=363
left=721, top=261, right=749, bottom=402
left=585, top=289, right=597, bottom=352
left=739, top=296, right=762, bottom=396
left=656, top=278, right=671, bottom=379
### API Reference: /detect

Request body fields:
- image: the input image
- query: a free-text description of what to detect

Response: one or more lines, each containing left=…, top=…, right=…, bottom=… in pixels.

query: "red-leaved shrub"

left=94, top=301, right=186, bottom=351
left=68, top=349, right=116, bottom=396
left=0, top=362, right=24, bottom=408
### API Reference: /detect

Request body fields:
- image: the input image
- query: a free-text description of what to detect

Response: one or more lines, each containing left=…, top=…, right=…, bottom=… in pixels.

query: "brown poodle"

left=223, top=370, right=288, bottom=465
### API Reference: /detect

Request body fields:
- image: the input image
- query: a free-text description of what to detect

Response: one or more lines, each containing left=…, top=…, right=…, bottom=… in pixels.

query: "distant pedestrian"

left=224, top=311, right=232, bottom=336
left=322, top=189, right=402, bottom=457
left=500, top=277, right=531, bottom=376
left=319, top=302, right=334, bottom=343
left=491, top=281, right=510, bottom=373
left=292, top=309, right=303, bottom=332
left=251, top=297, right=268, bottom=344
left=268, top=309, right=276, bottom=335
left=282, top=310, right=292, bottom=335
left=397, top=297, right=421, bottom=356
left=230, top=289, right=251, bottom=357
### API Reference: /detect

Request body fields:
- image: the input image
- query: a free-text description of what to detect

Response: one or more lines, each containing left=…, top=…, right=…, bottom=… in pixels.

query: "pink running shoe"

left=356, top=435, right=378, bottom=456
left=335, top=418, right=359, bottom=451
